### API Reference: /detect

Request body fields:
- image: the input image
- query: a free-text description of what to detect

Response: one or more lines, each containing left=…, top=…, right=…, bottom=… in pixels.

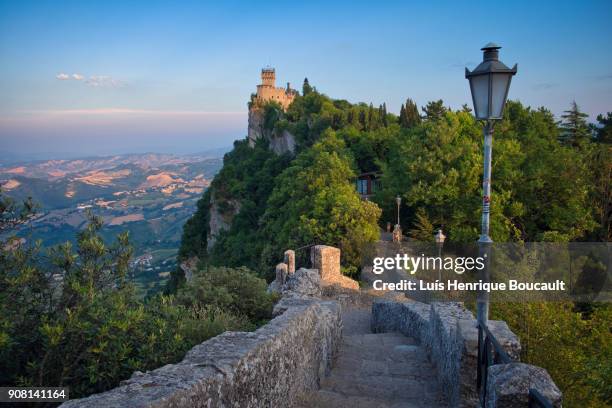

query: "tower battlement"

left=261, top=67, right=276, bottom=87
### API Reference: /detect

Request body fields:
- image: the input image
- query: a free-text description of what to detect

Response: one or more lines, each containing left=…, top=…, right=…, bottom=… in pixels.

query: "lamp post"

left=466, top=43, right=517, bottom=325
left=395, top=195, right=401, bottom=226
left=434, top=229, right=446, bottom=282
left=393, top=195, right=402, bottom=243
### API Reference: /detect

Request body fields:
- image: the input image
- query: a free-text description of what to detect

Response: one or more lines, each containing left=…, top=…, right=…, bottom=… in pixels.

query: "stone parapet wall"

left=61, top=267, right=342, bottom=408
left=371, top=299, right=560, bottom=408
left=310, top=245, right=359, bottom=290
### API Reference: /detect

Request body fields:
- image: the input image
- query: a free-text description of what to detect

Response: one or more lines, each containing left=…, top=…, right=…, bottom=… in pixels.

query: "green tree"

left=302, top=77, right=312, bottom=95
left=260, top=132, right=381, bottom=279
left=422, top=100, right=447, bottom=121
left=1, top=212, right=250, bottom=397
left=559, top=101, right=591, bottom=147
left=594, top=112, right=612, bottom=144
left=400, top=98, right=421, bottom=128
left=490, top=302, right=611, bottom=407
left=177, top=266, right=274, bottom=323
left=376, top=102, right=595, bottom=242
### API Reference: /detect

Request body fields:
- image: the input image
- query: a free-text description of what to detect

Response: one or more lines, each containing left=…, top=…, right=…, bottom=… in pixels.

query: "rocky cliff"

left=206, top=190, right=241, bottom=251
left=247, top=106, right=296, bottom=155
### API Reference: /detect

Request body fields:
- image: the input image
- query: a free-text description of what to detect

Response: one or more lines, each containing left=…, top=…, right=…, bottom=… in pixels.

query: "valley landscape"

left=0, top=2, right=609, bottom=407
left=0, top=151, right=225, bottom=294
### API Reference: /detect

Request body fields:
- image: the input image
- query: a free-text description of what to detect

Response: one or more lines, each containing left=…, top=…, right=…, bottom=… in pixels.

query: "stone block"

left=311, top=245, right=341, bottom=281
left=275, top=262, right=288, bottom=284
left=284, top=250, right=296, bottom=274
left=485, top=363, right=562, bottom=408
left=283, top=268, right=321, bottom=298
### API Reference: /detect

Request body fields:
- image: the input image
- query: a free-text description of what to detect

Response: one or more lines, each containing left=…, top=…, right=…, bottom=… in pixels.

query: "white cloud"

left=55, top=72, right=124, bottom=87
left=86, top=75, right=125, bottom=88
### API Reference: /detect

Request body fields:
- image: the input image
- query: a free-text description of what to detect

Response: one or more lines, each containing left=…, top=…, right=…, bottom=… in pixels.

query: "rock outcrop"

left=247, top=107, right=296, bottom=155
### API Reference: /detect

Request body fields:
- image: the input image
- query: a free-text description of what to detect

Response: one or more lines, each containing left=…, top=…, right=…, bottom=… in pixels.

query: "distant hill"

left=0, top=152, right=224, bottom=209
left=0, top=152, right=225, bottom=295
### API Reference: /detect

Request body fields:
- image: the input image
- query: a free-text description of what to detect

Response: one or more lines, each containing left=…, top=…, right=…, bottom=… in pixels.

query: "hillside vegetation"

left=177, top=81, right=611, bottom=407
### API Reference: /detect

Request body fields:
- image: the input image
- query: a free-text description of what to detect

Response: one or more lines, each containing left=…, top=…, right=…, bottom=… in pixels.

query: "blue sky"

left=0, top=0, right=610, bottom=159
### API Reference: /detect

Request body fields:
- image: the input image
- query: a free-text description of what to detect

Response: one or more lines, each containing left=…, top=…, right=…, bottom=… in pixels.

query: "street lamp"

left=434, top=229, right=446, bottom=281
left=466, top=43, right=517, bottom=324
left=392, top=195, right=402, bottom=243
left=395, top=195, right=401, bottom=226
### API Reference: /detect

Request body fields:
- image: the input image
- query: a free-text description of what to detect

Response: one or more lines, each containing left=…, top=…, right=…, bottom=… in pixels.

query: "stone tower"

left=248, top=68, right=298, bottom=153
left=253, top=67, right=297, bottom=111
left=261, top=67, right=276, bottom=87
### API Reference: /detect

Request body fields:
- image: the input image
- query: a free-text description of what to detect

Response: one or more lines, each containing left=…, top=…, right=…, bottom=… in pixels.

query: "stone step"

left=338, top=339, right=424, bottom=362
left=304, top=302, right=450, bottom=408
left=298, top=389, right=431, bottom=408
left=320, top=373, right=445, bottom=402
left=329, top=363, right=438, bottom=380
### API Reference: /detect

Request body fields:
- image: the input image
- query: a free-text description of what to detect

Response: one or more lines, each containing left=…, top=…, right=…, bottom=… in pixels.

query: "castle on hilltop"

left=251, top=67, right=297, bottom=110
left=248, top=68, right=298, bottom=152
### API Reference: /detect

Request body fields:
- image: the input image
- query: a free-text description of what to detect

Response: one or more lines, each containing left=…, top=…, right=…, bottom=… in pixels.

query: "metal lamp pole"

left=465, top=43, right=517, bottom=325
left=396, top=195, right=401, bottom=226
left=477, top=122, right=493, bottom=323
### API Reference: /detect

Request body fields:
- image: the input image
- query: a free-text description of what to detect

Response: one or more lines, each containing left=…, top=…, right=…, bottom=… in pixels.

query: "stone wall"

left=61, top=266, right=342, bottom=408
left=371, top=299, right=561, bottom=408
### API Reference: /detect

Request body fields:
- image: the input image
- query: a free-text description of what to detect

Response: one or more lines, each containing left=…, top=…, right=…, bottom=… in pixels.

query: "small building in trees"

left=355, top=171, right=381, bottom=199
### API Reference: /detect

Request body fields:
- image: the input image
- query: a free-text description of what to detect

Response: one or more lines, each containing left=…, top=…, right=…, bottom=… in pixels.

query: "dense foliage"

left=0, top=200, right=272, bottom=398
left=490, top=302, right=611, bottom=407
left=178, top=87, right=389, bottom=278
left=376, top=101, right=598, bottom=243
left=178, top=82, right=610, bottom=407
left=259, top=132, right=381, bottom=279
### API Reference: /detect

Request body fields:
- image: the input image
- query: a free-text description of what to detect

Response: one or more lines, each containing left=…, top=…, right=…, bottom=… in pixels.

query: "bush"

left=176, top=266, right=274, bottom=323
left=0, top=214, right=252, bottom=398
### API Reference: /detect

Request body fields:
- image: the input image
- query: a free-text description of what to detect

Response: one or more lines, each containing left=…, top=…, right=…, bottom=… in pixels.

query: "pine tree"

left=559, top=101, right=590, bottom=147
left=422, top=100, right=447, bottom=121
left=367, top=103, right=377, bottom=130
left=461, top=104, right=473, bottom=113
left=399, top=104, right=407, bottom=127
left=302, top=78, right=312, bottom=95
left=358, top=110, right=366, bottom=130
left=404, top=98, right=421, bottom=127
left=381, top=103, right=388, bottom=126
left=409, top=208, right=435, bottom=241
left=594, top=112, right=612, bottom=144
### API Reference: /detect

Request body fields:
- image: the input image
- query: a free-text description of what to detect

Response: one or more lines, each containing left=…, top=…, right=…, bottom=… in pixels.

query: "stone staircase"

left=298, top=307, right=449, bottom=408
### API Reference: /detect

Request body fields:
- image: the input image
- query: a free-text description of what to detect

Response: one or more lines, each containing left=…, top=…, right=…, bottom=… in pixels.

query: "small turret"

left=261, top=67, right=275, bottom=87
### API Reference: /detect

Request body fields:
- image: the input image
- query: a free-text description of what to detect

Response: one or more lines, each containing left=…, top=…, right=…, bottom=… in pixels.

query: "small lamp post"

left=466, top=43, right=517, bottom=325
left=395, top=195, right=402, bottom=226
left=434, top=229, right=446, bottom=281
left=393, top=195, right=402, bottom=243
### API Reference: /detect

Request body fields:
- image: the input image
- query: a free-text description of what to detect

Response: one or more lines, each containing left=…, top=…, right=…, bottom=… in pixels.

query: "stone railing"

left=371, top=299, right=562, bottom=408
left=60, top=247, right=347, bottom=408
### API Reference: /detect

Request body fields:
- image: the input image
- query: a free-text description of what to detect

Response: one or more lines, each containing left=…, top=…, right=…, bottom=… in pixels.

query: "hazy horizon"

left=1, top=0, right=611, bottom=159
